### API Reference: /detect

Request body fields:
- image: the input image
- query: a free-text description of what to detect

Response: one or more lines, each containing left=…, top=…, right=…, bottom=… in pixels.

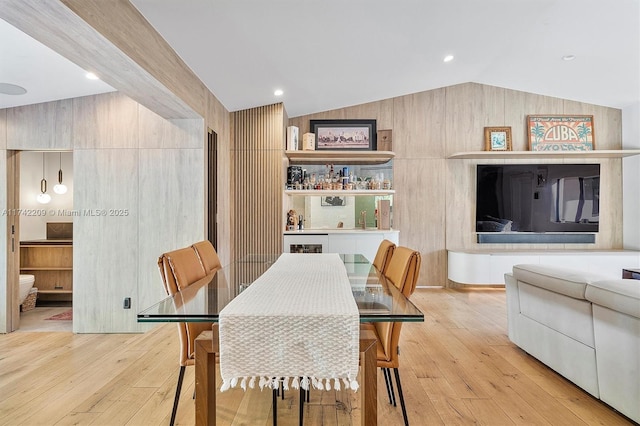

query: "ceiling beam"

left=0, top=0, right=200, bottom=119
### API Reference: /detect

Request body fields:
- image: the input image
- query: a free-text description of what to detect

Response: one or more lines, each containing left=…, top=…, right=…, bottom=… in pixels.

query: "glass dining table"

left=138, top=253, right=424, bottom=426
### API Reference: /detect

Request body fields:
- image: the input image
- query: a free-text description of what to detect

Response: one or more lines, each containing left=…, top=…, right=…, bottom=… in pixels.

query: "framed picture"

left=484, top=127, right=512, bottom=151
left=321, top=196, right=346, bottom=206
left=310, top=119, right=376, bottom=150
left=527, top=115, right=594, bottom=151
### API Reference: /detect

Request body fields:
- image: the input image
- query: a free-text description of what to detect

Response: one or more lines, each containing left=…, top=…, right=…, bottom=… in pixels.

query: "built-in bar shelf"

left=20, top=241, right=73, bottom=303
left=285, top=189, right=395, bottom=196
left=448, top=149, right=640, bottom=159
left=37, top=289, right=73, bottom=294
left=19, top=267, right=73, bottom=271
left=285, top=150, right=395, bottom=164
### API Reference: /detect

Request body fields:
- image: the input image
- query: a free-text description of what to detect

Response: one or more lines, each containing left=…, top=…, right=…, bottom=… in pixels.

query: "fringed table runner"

left=219, top=253, right=360, bottom=392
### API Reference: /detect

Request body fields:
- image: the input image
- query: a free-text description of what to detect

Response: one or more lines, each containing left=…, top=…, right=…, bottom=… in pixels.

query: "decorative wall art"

left=484, top=127, right=512, bottom=151
left=310, top=119, right=377, bottom=150
left=527, top=115, right=594, bottom=151
left=321, top=196, right=346, bottom=206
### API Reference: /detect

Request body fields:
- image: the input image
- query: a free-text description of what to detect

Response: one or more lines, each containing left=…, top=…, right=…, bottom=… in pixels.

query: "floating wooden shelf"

left=37, top=289, right=73, bottom=294
left=19, top=267, right=73, bottom=271
left=284, top=189, right=395, bottom=196
left=448, top=149, right=640, bottom=159
left=285, top=150, right=395, bottom=164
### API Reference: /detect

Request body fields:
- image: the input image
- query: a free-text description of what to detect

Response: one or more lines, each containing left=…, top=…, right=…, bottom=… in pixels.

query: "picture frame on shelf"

left=484, top=127, right=512, bottom=151
left=321, top=196, right=346, bottom=206
left=527, top=115, right=594, bottom=151
left=310, top=119, right=377, bottom=150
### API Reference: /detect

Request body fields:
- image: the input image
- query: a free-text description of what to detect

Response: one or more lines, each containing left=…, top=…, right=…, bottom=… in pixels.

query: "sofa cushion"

left=586, top=280, right=640, bottom=319
left=513, top=264, right=605, bottom=300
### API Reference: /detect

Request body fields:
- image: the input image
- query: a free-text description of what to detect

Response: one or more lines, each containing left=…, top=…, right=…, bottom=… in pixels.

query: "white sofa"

left=505, top=264, right=640, bottom=423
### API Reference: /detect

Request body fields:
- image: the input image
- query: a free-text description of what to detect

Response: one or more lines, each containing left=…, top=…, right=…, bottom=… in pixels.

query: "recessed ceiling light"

left=274, top=89, right=284, bottom=96
left=562, top=55, right=576, bottom=61
left=86, top=72, right=99, bottom=80
left=0, top=82, right=27, bottom=95
left=443, top=55, right=454, bottom=63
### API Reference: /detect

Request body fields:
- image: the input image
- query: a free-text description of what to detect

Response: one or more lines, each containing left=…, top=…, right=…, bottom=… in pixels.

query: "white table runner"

left=218, top=253, right=360, bottom=392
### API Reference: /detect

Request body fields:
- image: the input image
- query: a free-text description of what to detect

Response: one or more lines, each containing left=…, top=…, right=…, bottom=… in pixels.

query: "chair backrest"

left=384, top=246, right=421, bottom=297
left=372, top=239, right=396, bottom=273
left=192, top=240, right=222, bottom=273
left=158, top=246, right=207, bottom=295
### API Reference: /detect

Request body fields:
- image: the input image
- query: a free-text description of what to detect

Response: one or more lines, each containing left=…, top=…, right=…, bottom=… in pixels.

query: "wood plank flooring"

left=0, top=288, right=635, bottom=425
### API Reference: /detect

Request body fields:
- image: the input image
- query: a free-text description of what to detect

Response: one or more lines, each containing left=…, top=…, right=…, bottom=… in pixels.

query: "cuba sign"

left=527, top=115, right=594, bottom=151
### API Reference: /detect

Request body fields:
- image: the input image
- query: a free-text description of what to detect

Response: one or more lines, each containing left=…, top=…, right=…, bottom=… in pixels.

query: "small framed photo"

left=484, top=127, right=512, bottom=151
left=310, top=119, right=376, bottom=150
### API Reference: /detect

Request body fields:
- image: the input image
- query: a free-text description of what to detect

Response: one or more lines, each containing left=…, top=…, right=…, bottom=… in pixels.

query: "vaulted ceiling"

left=1, top=0, right=638, bottom=117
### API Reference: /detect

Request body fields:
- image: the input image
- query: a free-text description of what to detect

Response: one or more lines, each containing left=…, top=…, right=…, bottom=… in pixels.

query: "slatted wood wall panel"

left=232, top=104, right=284, bottom=266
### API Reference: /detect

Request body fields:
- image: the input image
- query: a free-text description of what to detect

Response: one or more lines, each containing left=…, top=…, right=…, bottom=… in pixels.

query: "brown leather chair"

left=365, top=246, right=421, bottom=426
left=372, top=239, right=396, bottom=274
left=382, top=246, right=421, bottom=297
left=158, top=244, right=212, bottom=426
left=159, top=241, right=279, bottom=426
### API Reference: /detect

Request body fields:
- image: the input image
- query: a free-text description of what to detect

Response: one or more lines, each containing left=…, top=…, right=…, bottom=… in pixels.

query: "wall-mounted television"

left=476, top=164, right=600, bottom=234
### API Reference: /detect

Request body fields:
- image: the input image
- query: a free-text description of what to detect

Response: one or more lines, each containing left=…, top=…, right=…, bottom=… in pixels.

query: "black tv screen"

left=476, top=164, right=600, bottom=233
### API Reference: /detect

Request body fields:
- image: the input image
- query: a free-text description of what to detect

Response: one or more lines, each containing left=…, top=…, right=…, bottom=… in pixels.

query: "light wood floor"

left=16, top=306, right=72, bottom=332
left=0, top=288, right=635, bottom=425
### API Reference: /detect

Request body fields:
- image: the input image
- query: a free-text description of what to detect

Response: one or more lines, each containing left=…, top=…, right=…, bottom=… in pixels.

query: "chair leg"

left=272, top=388, right=278, bottom=426
left=393, top=368, right=409, bottom=426
left=299, top=385, right=305, bottom=426
left=383, top=367, right=396, bottom=406
left=170, top=366, right=186, bottom=426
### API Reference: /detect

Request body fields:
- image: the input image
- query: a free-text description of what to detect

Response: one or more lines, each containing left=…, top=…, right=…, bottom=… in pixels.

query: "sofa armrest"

left=586, top=279, right=640, bottom=319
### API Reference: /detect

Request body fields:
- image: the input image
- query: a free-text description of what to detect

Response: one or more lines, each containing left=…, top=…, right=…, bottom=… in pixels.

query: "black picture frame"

left=310, top=119, right=377, bottom=150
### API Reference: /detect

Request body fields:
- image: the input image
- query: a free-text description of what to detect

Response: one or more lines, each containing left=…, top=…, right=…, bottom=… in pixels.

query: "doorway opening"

left=207, top=130, right=218, bottom=251
left=13, top=150, right=73, bottom=332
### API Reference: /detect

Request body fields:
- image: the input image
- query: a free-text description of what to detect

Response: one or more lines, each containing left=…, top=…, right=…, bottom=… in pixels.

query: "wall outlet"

left=123, top=297, right=131, bottom=309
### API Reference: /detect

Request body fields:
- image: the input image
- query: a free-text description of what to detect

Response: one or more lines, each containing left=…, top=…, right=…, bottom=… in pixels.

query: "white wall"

left=623, top=102, right=640, bottom=250
left=19, top=151, right=73, bottom=241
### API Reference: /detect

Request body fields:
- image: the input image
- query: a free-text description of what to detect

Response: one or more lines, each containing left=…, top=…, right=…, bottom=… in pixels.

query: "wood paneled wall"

left=290, top=82, right=623, bottom=287
left=1, top=93, right=204, bottom=333
left=231, top=104, right=285, bottom=263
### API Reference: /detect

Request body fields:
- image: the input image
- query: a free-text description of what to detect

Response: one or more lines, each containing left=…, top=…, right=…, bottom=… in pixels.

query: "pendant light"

left=36, top=153, right=51, bottom=204
left=53, top=152, right=68, bottom=194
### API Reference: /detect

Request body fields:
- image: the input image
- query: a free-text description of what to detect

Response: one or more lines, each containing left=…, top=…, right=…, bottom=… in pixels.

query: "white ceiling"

left=0, top=18, right=115, bottom=109
left=1, top=0, right=639, bottom=117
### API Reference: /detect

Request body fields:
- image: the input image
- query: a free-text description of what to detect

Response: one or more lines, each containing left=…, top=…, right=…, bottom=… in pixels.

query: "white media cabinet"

left=448, top=249, right=640, bottom=285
